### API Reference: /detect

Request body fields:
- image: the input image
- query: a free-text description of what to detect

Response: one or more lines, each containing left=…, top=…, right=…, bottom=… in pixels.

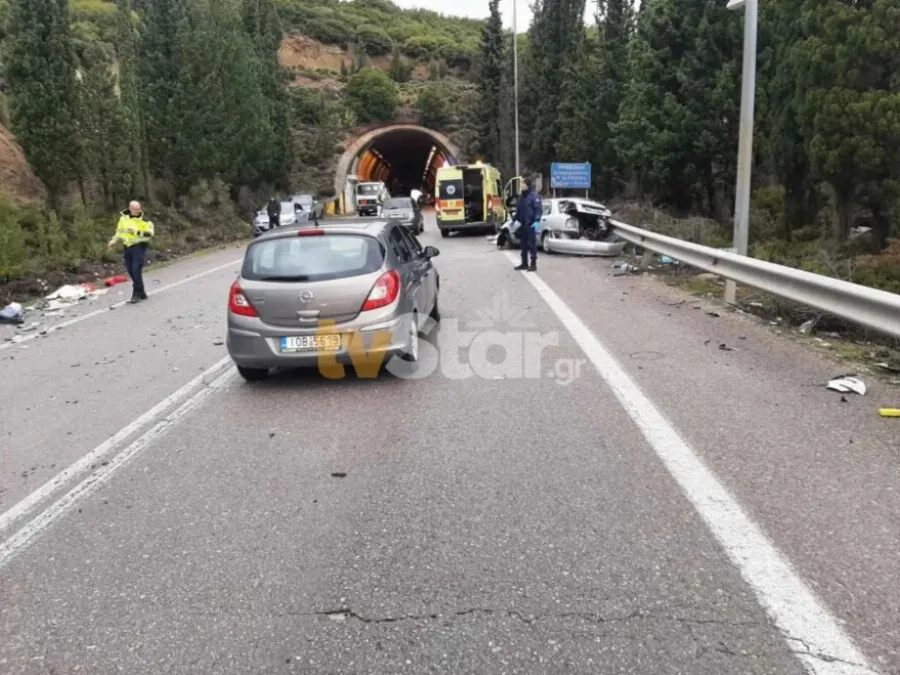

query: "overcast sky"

left=390, top=1, right=638, bottom=31
left=390, top=0, right=578, bottom=31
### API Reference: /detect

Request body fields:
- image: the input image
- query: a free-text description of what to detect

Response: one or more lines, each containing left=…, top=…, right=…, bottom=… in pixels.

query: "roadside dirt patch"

left=0, top=123, right=46, bottom=205
left=279, top=34, right=348, bottom=71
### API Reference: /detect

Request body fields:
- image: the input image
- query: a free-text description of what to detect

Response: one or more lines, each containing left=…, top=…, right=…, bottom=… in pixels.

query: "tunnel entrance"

left=334, top=124, right=461, bottom=213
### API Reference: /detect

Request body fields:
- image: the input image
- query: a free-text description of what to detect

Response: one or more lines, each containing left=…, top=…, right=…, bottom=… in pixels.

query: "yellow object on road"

left=878, top=408, right=900, bottom=418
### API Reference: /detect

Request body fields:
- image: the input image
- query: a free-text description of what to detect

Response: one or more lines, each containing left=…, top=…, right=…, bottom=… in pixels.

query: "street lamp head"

left=727, top=0, right=747, bottom=10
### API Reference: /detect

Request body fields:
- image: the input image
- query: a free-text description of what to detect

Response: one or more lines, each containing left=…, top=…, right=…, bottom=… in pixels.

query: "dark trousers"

left=269, top=215, right=279, bottom=229
left=520, top=226, right=537, bottom=265
left=124, top=243, right=147, bottom=297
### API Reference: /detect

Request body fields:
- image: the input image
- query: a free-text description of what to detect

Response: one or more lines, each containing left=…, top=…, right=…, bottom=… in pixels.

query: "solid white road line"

left=0, top=366, right=236, bottom=570
left=506, top=251, right=878, bottom=675
left=0, top=257, right=241, bottom=352
left=0, top=356, right=233, bottom=534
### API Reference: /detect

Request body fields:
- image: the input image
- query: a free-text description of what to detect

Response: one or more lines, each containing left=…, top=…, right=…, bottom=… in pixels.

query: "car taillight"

left=361, top=270, right=400, bottom=312
left=229, top=281, right=257, bottom=317
left=298, top=228, right=324, bottom=236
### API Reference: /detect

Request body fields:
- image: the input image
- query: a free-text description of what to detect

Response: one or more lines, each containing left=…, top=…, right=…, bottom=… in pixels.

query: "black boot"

left=514, top=262, right=528, bottom=271
left=527, top=261, right=537, bottom=272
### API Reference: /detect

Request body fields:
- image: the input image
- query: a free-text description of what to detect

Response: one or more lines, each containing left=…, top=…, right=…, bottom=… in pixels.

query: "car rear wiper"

left=258, top=275, right=311, bottom=281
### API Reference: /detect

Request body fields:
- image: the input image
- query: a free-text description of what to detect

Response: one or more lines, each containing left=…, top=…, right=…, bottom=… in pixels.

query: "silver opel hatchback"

left=227, top=219, right=441, bottom=381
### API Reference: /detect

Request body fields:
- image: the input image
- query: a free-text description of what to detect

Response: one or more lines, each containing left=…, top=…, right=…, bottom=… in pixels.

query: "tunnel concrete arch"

left=335, top=124, right=462, bottom=213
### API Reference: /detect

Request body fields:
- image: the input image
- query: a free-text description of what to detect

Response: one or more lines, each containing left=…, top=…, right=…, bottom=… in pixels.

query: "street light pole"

left=512, top=0, right=521, bottom=178
left=724, top=0, right=757, bottom=305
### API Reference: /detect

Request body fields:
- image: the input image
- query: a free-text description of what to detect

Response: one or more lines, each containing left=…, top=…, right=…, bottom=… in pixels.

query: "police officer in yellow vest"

left=107, top=200, right=155, bottom=304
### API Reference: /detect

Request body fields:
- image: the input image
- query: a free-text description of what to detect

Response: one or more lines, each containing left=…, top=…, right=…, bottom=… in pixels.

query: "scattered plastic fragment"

left=875, top=362, right=900, bottom=374
left=612, top=261, right=639, bottom=276
left=878, top=408, right=899, bottom=418
left=660, top=255, right=678, bottom=265
left=0, top=302, right=24, bottom=324
left=826, top=376, right=866, bottom=396
left=799, top=318, right=816, bottom=335
left=104, top=275, right=128, bottom=287
left=46, top=284, right=90, bottom=303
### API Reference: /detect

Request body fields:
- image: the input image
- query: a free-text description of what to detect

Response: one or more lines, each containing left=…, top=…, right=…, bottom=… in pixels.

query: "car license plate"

left=280, top=335, right=342, bottom=352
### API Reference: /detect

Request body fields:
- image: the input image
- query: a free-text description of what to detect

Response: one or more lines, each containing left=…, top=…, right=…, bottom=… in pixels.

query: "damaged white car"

left=496, top=197, right=627, bottom=257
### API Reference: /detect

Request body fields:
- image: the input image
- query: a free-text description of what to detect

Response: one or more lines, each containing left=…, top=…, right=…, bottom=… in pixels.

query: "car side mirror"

left=422, top=246, right=440, bottom=259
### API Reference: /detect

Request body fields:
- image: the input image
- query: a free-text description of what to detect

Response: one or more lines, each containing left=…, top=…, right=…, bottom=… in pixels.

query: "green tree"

left=345, top=68, right=398, bottom=123
left=416, top=84, right=450, bottom=128
left=138, top=0, right=181, bottom=188
left=76, top=43, right=134, bottom=207
left=474, top=0, right=504, bottom=162
left=614, top=0, right=740, bottom=215
left=5, top=0, right=80, bottom=209
left=526, top=0, right=587, bottom=174
left=388, top=45, right=412, bottom=83
left=115, top=0, right=150, bottom=200
left=243, top=0, right=292, bottom=189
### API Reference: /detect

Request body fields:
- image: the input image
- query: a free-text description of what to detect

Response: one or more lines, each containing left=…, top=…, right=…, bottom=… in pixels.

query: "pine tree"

left=139, top=0, right=182, bottom=189
left=115, top=0, right=150, bottom=200
left=475, top=0, right=504, bottom=163
left=614, top=0, right=740, bottom=215
left=76, top=43, right=134, bottom=207
left=592, top=0, right=634, bottom=197
left=526, top=0, right=587, bottom=174
left=388, top=46, right=411, bottom=83
left=243, top=0, right=292, bottom=189
left=5, top=0, right=80, bottom=209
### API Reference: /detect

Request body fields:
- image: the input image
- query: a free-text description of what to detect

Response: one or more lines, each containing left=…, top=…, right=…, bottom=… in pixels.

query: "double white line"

left=0, top=356, right=235, bottom=569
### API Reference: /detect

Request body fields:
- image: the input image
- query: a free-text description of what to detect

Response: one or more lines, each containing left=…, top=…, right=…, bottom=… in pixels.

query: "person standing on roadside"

left=513, top=176, right=542, bottom=272
left=107, top=200, right=155, bottom=304
left=267, top=196, right=280, bottom=231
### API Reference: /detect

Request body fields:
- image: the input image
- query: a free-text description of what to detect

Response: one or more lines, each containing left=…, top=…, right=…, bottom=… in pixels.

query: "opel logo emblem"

left=299, top=290, right=314, bottom=303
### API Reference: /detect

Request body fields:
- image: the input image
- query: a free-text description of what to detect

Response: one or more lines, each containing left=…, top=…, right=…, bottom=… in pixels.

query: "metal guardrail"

left=609, top=219, right=900, bottom=340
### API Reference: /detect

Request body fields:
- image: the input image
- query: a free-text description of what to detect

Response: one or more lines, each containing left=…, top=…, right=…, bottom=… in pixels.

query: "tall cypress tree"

left=115, top=0, right=150, bottom=200
left=139, top=0, right=182, bottom=188
left=527, top=0, right=586, bottom=174
left=475, top=0, right=505, bottom=163
left=5, top=0, right=80, bottom=209
left=243, top=0, right=292, bottom=189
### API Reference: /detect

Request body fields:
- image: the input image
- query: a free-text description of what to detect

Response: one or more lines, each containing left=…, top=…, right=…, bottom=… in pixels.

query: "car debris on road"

left=826, top=375, right=867, bottom=396
left=0, top=302, right=24, bottom=325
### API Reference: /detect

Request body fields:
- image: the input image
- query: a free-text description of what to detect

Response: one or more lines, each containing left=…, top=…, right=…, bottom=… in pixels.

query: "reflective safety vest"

left=109, top=210, right=155, bottom=248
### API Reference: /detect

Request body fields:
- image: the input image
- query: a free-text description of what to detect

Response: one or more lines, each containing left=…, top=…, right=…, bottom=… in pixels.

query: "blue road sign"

left=550, top=163, right=591, bottom=189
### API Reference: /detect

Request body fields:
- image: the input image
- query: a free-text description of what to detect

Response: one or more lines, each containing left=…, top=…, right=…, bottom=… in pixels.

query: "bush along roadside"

left=0, top=194, right=249, bottom=304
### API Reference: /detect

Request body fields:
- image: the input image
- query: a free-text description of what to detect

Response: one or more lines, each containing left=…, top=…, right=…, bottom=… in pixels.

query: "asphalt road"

left=1, top=213, right=898, bottom=675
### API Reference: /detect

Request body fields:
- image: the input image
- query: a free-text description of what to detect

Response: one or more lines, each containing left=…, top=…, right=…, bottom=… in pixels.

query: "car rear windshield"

left=385, top=198, right=412, bottom=209
left=438, top=180, right=463, bottom=200
left=242, top=234, right=384, bottom=282
left=358, top=184, right=380, bottom=195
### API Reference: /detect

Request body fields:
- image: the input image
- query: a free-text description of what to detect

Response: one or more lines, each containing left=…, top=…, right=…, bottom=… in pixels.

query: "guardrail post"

left=724, top=279, right=737, bottom=304
left=641, top=247, right=653, bottom=271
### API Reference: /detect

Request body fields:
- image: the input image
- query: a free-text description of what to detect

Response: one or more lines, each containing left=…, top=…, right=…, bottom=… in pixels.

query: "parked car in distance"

left=280, top=201, right=310, bottom=229
left=292, top=193, right=324, bottom=220
left=382, top=196, right=424, bottom=234
left=227, top=219, right=441, bottom=382
left=252, top=210, right=272, bottom=238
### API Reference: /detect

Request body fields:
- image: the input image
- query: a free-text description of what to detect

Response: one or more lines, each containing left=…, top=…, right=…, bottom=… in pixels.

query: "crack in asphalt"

left=314, top=606, right=762, bottom=630
left=781, top=634, right=876, bottom=672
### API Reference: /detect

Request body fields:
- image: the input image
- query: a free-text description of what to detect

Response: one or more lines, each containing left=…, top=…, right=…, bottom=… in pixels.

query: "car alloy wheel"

left=542, top=231, right=553, bottom=253
left=402, top=313, right=420, bottom=363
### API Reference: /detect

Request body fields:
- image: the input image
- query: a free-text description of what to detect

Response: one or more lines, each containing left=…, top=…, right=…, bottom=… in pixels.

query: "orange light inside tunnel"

left=356, top=143, right=449, bottom=197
